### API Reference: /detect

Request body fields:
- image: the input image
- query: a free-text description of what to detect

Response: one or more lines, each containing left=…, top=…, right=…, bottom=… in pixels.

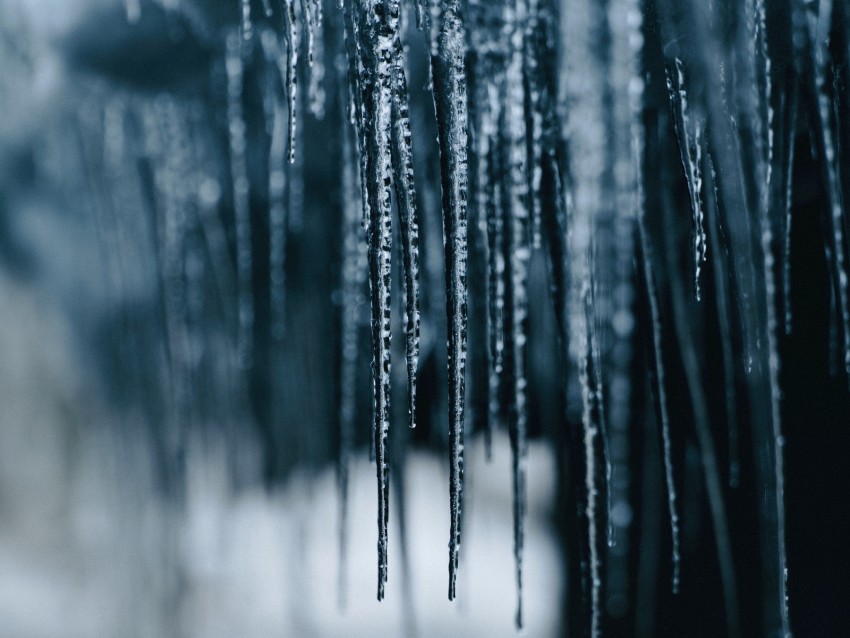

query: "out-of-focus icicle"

left=605, top=0, right=641, bottom=615
left=337, top=78, right=365, bottom=610
left=487, top=79, right=506, bottom=392
left=226, top=33, right=254, bottom=369
left=283, top=0, right=299, bottom=163
left=808, top=0, right=850, bottom=376
left=561, top=0, right=608, bottom=632
left=287, top=80, right=306, bottom=233
left=502, top=0, right=530, bottom=627
left=665, top=58, right=707, bottom=301
left=308, top=0, right=326, bottom=118
left=466, top=0, right=504, bottom=460
left=262, top=0, right=273, bottom=18
left=706, top=153, right=740, bottom=488
left=262, top=32, right=289, bottom=339
left=387, top=0, right=420, bottom=431
left=662, top=178, right=740, bottom=638
left=430, top=0, right=469, bottom=603
left=782, top=83, right=798, bottom=335
left=637, top=211, right=681, bottom=592
left=241, top=0, right=253, bottom=41
left=750, top=2, right=791, bottom=632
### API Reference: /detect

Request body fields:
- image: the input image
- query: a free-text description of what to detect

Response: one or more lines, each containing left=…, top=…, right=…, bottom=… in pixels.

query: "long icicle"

left=753, top=1, right=791, bottom=632
left=387, top=0, right=421, bottom=431
left=225, top=33, right=254, bottom=369
left=264, top=31, right=289, bottom=339
left=706, top=152, right=740, bottom=488
left=580, top=286, right=602, bottom=638
left=662, top=170, right=741, bottom=638
left=506, top=0, right=531, bottom=626
left=360, top=0, right=396, bottom=600
left=636, top=210, right=681, bottom=593
left=431, top=0, right=469, bottom=601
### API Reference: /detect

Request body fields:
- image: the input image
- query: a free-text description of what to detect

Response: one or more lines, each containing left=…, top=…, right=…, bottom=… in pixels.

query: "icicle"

left=579, top=289, right=602, bottom=638
left=487, top=84, right=506, bottom=383
left=604, top=1, right=642, bottom=616
left=261, top=31, right=289, bottom=338
left=665, top=58, right=707, bottom=301
left=262, top=0, right=273, bottom=18
left=561, top=0, right=609, bottom=630
left=754, top=3, right=790, bottom=633
left=307, top=0, right=326, bottom=118
left=387, top=0, right=421, bottom=431
left=524, top=0, right=544, bottom=251
left=468, top=4, right=498, bottom=453
left=637, top=215, right=681, bottom=592
left=283, top=0, right=299, bottom=163
left=430, top=0, right=469, bottom=603
left=466, top=0, right=503, bottom=459
left=782, top=84, right=798, bottom=335
left=358, top=0, right=397, bottom=600
left=225, top=33, right=254, bottom=369
left=502, top=0, right=531, bottom=627
left=809, top=0, right=850, bottom=376
left=661, top=180, right=741, bottom=638
left=706, top=153, right=740, bottom=488
left=241, top=0, right=253, bottom=41
left=269, top=97, right=288, bottom=340
left=338, top=104, right=365, bottom=609
left=287, top=90, right=305, bottom=233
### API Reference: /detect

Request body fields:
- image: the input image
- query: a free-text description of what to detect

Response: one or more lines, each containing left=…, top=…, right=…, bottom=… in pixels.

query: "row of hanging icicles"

left=120, top=0, right=850, bottom=635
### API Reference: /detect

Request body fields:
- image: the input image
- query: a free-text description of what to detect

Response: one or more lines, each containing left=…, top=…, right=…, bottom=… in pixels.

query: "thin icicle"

left=261, top=31, right=289, bottom=339
left=338, top=109, right=364, bottom=609
left=662, top=182, right=741, bottom=638
left=431, top=0, right=469, bottom=602
left=487, top=83, right=506, bottom=385
left=782, top=84, right=798, bottom=335
left=754, top=4, right=789, bottom=634
left=637, top=215, right=681, bottom=593
left=665, top=58, right=707, bottom=301
left=580, top=289, right=602, bottom=638
left=387, top=0, right=421, bottom=431
left=465, top=3, right=497, bottom=456
left=225, top=33, right=254, bottom=369
left=269, top=100, right=288, bottom=339
left=707, top=153, right=740, bottom=488
left=503, top=0, right=531, bottom=626
left=603, top=2, right=642, bottom=615
left=262, top=0, right=273, bottom=18
left=809, top=0, right=850, bottom=376
left=466, top=1, right=503, bottom=460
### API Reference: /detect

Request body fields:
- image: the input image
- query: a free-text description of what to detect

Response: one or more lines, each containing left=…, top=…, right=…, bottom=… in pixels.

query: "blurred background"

left=0, top=1, right=849, bottom=637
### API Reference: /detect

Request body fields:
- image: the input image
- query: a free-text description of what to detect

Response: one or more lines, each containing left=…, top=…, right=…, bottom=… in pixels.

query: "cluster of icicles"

left=109, top=0, right=848, bottom=635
